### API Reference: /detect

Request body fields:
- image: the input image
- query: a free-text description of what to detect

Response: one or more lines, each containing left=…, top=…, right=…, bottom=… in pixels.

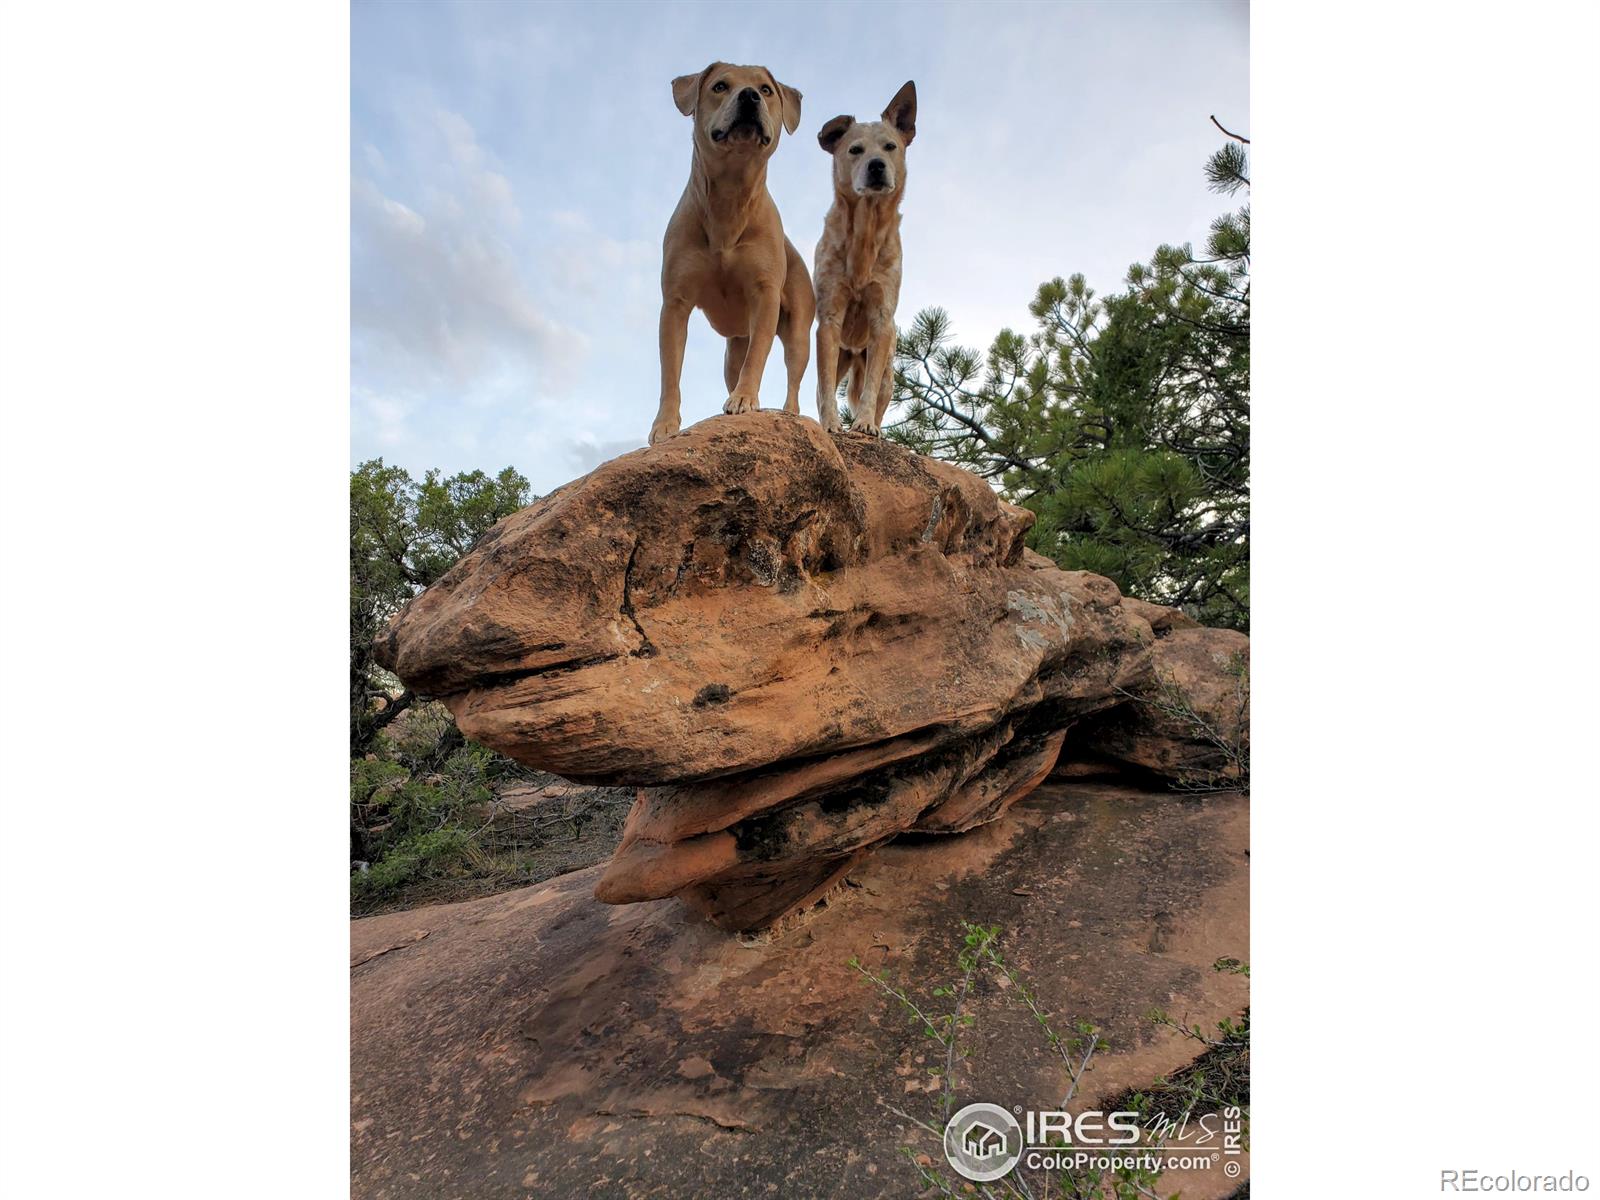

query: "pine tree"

left=889, top=138, right=1250, bottom=630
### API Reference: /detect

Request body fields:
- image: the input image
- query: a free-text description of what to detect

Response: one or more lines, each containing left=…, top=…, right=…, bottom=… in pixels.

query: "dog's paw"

left=781, top=399, right=800, bottom=416
left=854, top=419, right=882, bottom=438
left=723, top=392, right=760, bottom=415
left=820, top=416, right=845, bottom=434
left=648, top=416, right=681, bottom=445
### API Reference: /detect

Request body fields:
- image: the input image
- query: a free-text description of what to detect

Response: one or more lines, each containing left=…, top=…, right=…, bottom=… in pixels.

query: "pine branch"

left=1209, top=115, right=1250, bottom=144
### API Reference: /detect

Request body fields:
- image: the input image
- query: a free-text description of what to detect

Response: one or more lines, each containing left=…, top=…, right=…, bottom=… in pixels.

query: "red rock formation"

left=350, top=781, right=1252, bottom=1200
left=375, top=411, right=1248, bottom=929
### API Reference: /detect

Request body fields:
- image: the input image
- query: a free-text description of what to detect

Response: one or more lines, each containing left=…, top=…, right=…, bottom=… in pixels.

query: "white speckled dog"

left=811, top=81, right=916, bottom=437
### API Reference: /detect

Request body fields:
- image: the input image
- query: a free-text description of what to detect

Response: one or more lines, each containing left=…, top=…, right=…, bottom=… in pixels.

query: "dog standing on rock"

left=812, top=81, right=916, bottom=437
left=649, top=62, right=815, bottom=446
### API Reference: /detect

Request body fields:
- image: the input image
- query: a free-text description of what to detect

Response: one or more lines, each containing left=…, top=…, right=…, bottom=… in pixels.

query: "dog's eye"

left=760, top=85, right=773, bottom=96
left=711, top=81, right=728, bottom=93
left=849, top=145, right=864, bottom=155
left=884, top=143, right=897, bottom=151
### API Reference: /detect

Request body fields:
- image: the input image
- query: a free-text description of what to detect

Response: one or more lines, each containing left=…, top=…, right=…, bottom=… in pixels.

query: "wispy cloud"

left=350, top=106, right=585, bottom=397
left=543, top=208, right=656, bottom=305
left=564, top=431, right=644, bottom=475
left=351, top=384, right=415, bottom=450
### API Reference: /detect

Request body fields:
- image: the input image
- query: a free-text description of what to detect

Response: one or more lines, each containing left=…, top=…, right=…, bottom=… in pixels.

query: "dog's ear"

left=882, top=80, right=917, bottom=145
left=671, top=65, right=715, bottom=116
left=818, top=114, right=854, bottom=154
left=776, top=80, right=803, bottom=135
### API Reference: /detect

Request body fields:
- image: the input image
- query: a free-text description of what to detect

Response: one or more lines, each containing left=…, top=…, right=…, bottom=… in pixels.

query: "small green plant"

left=971, top=930, right=1107, bottom=1109
left=851, top=925, right=1250, bottom=1199
left=1115, top=959, right=1250, bottom=1164
left=1116, top=653, right=1249, bottom=794
left=851, top=922, right=1002, bottom=1124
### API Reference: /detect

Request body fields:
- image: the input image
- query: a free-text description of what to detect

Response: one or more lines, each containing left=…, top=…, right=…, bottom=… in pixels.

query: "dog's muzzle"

left=865, top=158, right=891, bottom=189
left=711, top=89, right=771, bottom=146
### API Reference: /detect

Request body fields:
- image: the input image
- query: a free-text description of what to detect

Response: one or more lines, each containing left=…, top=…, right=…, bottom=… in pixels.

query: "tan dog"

left=649, top=63, right=816, bottom=445
left=812, top=81, right=916, bottom=437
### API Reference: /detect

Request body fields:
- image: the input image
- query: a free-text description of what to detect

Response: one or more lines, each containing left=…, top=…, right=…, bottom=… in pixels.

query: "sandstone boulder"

left=375, top=411, right=1248, bottom=929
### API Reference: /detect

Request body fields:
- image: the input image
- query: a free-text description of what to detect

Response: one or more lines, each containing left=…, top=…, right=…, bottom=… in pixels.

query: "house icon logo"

left=964, top=1121, right=1005, bottom=1158
left=943, top=1102, right=1023, bottom=1182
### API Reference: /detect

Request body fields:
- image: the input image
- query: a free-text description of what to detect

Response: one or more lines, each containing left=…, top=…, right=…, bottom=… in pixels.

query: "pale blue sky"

left=351, top=0, right=1248, bottom=493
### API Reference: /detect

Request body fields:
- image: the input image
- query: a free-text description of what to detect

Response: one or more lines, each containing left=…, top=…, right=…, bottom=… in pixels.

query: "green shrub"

left=350, top=703, right=632, bottom=914
left=352, top=828, right=472, bottom=901
left=350, top=727, right=499, bottom=907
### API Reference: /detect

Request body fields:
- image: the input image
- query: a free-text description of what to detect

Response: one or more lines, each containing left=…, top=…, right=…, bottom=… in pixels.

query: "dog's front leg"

left=814, top=319, right=843, bottom=432
left=725, top=284, right=779, bottom=415
left=872, top=350, right=896, bottom=431
left=651, top=297, right=692, bottom=444
left=855, top=325, right=897, bottom=437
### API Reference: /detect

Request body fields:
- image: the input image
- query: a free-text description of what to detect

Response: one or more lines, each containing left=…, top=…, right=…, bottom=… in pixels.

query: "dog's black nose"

left=867, top=158, right=887, bottom=178
left=738, top=87, right=761, bottom=106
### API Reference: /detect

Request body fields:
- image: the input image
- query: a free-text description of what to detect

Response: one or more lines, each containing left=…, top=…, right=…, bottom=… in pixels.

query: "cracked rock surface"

left=375, top=411, right=1248, bottom=930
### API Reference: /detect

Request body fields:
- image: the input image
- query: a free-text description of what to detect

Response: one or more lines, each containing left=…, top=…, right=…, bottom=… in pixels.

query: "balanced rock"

left=375, top=411, right=1247, bottom=929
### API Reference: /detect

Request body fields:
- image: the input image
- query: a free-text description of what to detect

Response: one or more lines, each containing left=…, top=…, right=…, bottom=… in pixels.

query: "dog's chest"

left=844, top=224, right=897, bottom=289
left=825, top=240, right=899, bottom=347
left=687, top=243, right=773, bottom=335
left=840, top=294, right=884, bottom=348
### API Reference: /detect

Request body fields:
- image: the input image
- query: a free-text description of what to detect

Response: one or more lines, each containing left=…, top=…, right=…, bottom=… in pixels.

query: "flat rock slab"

left=351, top=781, right=1249, bottom=1199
